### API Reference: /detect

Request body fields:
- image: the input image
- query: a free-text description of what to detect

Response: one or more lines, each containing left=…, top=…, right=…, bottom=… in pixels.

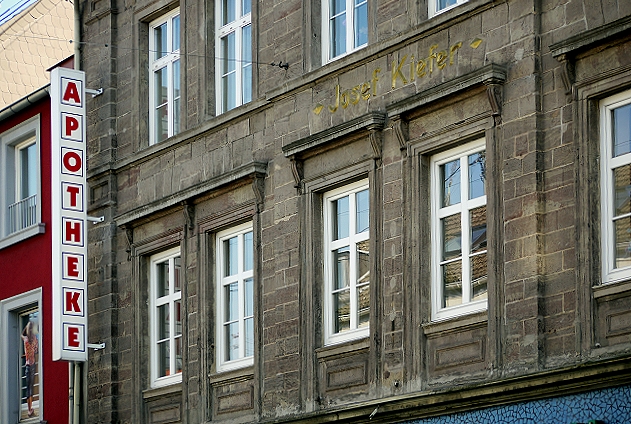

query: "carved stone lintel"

left=485, top=83, right=502, bottom=126
left=290, top=157, right=304, bottom=191
left=252, top=175, right=265, bottom=211
left=557, top=54, right=576, bottom=100
left=123, top=225, right=133, bottom=261
left=182, top=201, right=195, bottom=236
left=390, top=115, right=408, bottom=152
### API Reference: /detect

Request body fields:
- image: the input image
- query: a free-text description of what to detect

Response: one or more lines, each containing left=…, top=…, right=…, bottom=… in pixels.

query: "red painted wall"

left=0, top=96, right=70, bottom=424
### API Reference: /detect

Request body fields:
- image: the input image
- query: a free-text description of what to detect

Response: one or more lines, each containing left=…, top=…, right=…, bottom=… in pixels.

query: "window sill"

left=593, top=279, right=631, bottom=299
left=423, top=310, right=488, bottom=338
left=317, top=336, right=370, bottom=360
left=209, top=364, right=254, bottom=386
left=143, top=381, right=182, bottom=400
left=0, top=223, right=44, bottom=250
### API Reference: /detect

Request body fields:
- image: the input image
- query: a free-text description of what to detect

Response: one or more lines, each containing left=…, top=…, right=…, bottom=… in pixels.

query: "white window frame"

left=149, top=247, right=183, bottom=387
left=429, top=0, right=467, bottom=17
left=430, top=139, right=487, bottom=321
left=215, top=0, right=252, bottom=114
left=322, top=0, right=368, bottom=63
left=323, top=180, right=370, bottom=345
left=149, top=8, right=181, bottom=145
left=0, top=116, right=43, bottom=249
left=0, top=289, right=42, bottom=424
left=216, top=222, right=255, bottom=372
left=600, top=89, right=631, bottom=285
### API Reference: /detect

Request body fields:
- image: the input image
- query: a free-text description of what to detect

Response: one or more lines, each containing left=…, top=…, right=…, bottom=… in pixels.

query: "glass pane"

left=614, top=164, right=631, bottom=216
left=245, top=317, right=254, bottom=357
left=613, top=103, right=631, bottom=157
left=156, top=260, right=169, bottom=297
left=19, top=143, right=37, bottom=199
left=175, top=336, right=182, bottom=373
left=442, top=214, right=462, bottom=260
left=470, top=205, right=487, bottom=253
left=331, top=0, right=345, bottom=15
left=442, top=260, right=462, bottom=307
left=333, top=289, right=350, bottom=333
left=173, top=59, right=180, bottom=135
left=19, top=310, right=39, bottom=421
left=244, top=231, right=253, bottom=271
left=333, top=196, right=349, bottom=240
left=222, top=0, right=236, bottom=25
left=354, top=0, right=368, bottom=48
left=245, top=277, right=254, bottom=316
left=242, top=25, right=252, bottom=104
left=172, top=15, right=180, bottom=51
left=174, top=256, right=181, bottom=292
left=357, top=283, right=370, bottom=328
left=158, top=340, right=169, bottom=377
left=154, top=22, right=167, bottom=59
left=155, top=104, right=168, bottom=143
left=330, top=13, right=346, bottom=58
left=334, top=247, right=350, bottom=290
left=441, top=159, right=461, bottom=207
left=157, top=304, right=169, bottom=340
left=356, top=189, right=369, bottom=234
left=174, top=300, right=182, bottom=336
left=438, top=0, right=457, bottom=10
left=614, top=216, right=631, bottom=269
left=225, top=283, right=238, bottom=322
left=242, top=0, right=251, bottom=15
left=468, top=151, right=486, bottom=199
left=357, top=240, right=370, bottom=284
left=226, top=322, right=239, bottom=360
left=471, top=252, right=488, bottom=302
left=224, top=236, right=238, bottom=276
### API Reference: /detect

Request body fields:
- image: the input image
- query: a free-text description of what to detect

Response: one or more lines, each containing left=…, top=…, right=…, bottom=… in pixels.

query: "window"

left=431, top=140, right=487, bottom=321
left=429, top=0, right=467, bottom=17
left=322, top=0, right=368, bottom=63
left=215, top=0, right=252, bottom=114
left=149, top=9, right=180, bottom=144
left=323, top=180, right=370, bottom=344
left=1, top=290, right=41, bottom=424
left=0, top=117, right=42, bottom=248
left=216, top=222, right=254, bottom=371
left=150, top=247, right=182, bottom=386
left=600, top=90, right=631, bottom=285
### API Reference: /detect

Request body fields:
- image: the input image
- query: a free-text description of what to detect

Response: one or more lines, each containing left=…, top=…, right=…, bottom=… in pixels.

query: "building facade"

left=82, top=0, right=631, bottom=422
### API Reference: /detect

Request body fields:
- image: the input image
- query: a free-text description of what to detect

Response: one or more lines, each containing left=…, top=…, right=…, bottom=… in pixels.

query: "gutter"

left=0, top=84, right=50, bottom=123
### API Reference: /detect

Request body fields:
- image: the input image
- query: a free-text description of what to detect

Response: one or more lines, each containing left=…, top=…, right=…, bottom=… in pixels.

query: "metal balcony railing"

left=8, top=194, right=37, bottom=234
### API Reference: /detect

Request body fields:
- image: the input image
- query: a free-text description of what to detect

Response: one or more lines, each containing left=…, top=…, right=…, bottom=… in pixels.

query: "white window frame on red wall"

left=149, top=8, right=181, bottom=145
left=216, top=222, right=254, bottom=372
left=149, top=247, right=183, bottom=387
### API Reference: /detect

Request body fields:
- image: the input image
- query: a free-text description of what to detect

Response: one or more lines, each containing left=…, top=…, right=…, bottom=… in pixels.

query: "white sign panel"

left=51, top=68, right=88, bottom=362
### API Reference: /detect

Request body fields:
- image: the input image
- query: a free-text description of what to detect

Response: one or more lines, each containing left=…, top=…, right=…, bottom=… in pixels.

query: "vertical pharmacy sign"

left=51, top=68, right=88, bottom=362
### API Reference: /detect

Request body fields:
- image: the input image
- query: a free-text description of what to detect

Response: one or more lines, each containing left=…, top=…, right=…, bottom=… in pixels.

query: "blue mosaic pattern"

left=402, top=385, right=631, bottom=424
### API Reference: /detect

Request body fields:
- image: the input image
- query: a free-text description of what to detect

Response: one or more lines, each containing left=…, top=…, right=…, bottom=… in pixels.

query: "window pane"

left=331, top=0, right=345, bottom=15
left=442, top=260, right=462, bottom=307
left=154, top=22, right=167, bottom=59
left=225, top=283, right=238, bottom=322
left=173, top=59, right=180, bottom=136
left=442, top=214, right=462, bottom=260
left=157, top=304, right=169, bottom=340
left=471, top=253, right=488, bottom=301
left=333, top=196, right=349, bottom=240
left=245, top=277, right=254, bottom=316
left=357, top=240, right=370, bottom=284
left=175, top=336, right=182, bottom=373
left=156, top=260, right=169, bottom=297
left=245, top=317, right=254, bottom=357
left=334, top=247, right=350, bottom=290
left=158, top=340, right=169, bottom=377
left=222, top=32, right=237, bottom=112
left=242, top=0, right=251, bottom=17
left=614, top=164, right=631, bottom=217
left=174, top=256, right=181, bottom=292
left=333, top=289, right=350, bottom=333
left=20, top=310, right=39, bottom=421
left=226, top=322, right=239, bottom=360
left=614, top=216, right=631, bottom=269
left=356, top=189, right=369, bottom=234
left=174, top=300, right=182, bottom=336
left=354, top=0, right=368, bottom=48
left=470, top=205, right=487, bottom=253
left=244, top=231, right=253, bottom=271
left=19, top=143, right=37, bottom=199
left=222, top=0, right=236, bottom=25
left=242, top=25, right=252, bottom=104
left=468, top=151, right=486, bottom=199
left=224, top=236, right=238, bottom=276
left=438, top=0, right=457, bottom=10
left=613, top=103, right=631, bottom=157
left=172, top=15, right=180, bottom=51
left=330, top=13, right=347, bottom=58
left=358, top=283, right=370, bottom=328
left=441, top=159, right=461, bottom=206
